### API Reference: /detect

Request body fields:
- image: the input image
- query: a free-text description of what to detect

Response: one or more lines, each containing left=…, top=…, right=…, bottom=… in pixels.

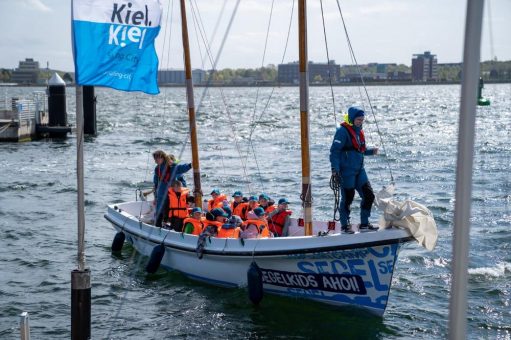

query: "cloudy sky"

left=1, top=0, right=510, bottom=72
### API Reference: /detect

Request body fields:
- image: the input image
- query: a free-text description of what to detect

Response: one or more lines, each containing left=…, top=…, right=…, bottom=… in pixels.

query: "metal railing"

left=0, top=92, right=46, bottom=123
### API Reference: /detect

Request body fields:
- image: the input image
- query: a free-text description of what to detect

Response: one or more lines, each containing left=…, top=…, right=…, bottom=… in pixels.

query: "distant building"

left=278, top=61, right=341, bottom=84
left=387, top=71, right=412, bottom=81
left=158, top=69, right=206, bottom=85
left=11, top=58, right=40, bottom=85
left=411, top=51, right=438, bottom=81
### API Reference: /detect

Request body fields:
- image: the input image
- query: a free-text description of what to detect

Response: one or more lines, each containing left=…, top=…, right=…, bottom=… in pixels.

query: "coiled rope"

left=329, top=171, right=342, bottom=222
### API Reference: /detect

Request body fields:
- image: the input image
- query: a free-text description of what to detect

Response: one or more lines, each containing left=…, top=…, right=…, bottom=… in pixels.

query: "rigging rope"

left=245, top=0, right=294, bottom=137
left=142, top=0, right=175, bottom=189
left=335, top=0, right=394, bottom=184
left=319, top=0, right=337, bottom=126
left=108, top=3, right=241, bottom=335
left=189, top=0, right=253, bottom=193
left=246, top=0, right=276, bottom=193
left=197, top=0, right=228, bottom=69
left=243, top=0, right=296, bottom=196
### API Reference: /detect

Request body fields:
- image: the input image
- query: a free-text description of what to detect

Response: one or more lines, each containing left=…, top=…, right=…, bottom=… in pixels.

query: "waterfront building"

left=411, top=51, right=438, bottom=81
left=11, top=58, right=40, bottom=85
left=158, top=69, right=206, bottom=85
left=278, top=61, right=341, bottom=84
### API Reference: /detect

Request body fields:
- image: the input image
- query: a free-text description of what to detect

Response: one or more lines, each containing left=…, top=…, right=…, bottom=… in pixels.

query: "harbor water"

left=0, top=84, right=510, bottom=339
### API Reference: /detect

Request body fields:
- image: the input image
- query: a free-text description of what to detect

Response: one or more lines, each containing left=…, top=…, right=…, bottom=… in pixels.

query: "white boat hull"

left=105, top=201, right=414, bottom=316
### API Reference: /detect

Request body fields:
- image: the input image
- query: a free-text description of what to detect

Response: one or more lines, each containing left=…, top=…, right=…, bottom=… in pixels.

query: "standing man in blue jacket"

left=330, top=107, right=379, bottom=233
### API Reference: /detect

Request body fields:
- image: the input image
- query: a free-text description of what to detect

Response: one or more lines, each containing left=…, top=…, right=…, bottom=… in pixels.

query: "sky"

left=0, top=0, right=510, bottom=72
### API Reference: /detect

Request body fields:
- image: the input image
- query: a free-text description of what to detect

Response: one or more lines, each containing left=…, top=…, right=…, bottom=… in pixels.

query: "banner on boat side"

left=72, top=0, right=162, bottom=94
left=260, top=268, right=367, bottom=295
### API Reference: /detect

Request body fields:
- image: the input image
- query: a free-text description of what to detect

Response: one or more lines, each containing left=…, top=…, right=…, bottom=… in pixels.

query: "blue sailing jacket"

left=330, top=124, right=375, bottom=178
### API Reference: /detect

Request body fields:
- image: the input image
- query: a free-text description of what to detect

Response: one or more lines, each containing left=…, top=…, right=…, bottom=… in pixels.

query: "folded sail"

left=375, top=184, right=439, bottom=251
left=72, top=0, right=162, bottom=94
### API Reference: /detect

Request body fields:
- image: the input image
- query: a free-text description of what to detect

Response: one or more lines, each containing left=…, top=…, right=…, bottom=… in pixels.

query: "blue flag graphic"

left=72, top=0, right=162, bottom=94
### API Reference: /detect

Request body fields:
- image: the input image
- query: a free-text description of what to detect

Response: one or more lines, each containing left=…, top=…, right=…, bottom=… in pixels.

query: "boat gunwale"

left=104, top=205, right=415, bottom=257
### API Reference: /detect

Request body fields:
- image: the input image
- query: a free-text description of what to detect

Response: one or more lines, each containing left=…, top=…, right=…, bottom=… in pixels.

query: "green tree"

left=0, top=69, right=12, bottom=82
left=313, top=74, right=323, bottom=83
left=63, top=73, right=74, bottom=83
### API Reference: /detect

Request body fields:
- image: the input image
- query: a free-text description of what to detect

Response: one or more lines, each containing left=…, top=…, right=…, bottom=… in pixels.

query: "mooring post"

left=20, top=312, right=30, bottom=340
left=47, top=73, right=68, bottom=138
left=71, top=86, right=91, bottom=340
left=82, top=86, right=97, bottom=136
left=71, top=269, right=91, bottom=339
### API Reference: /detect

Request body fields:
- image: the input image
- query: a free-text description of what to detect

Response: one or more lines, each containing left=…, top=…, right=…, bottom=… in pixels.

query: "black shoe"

left=359, top=223, right=379, bottom=231
left=341, top=225, right=354, bottom=234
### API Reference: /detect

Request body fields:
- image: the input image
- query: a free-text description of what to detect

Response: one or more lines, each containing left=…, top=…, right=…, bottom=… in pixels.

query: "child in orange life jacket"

left=196, top=208, right=227, bottom=258
left=183, top=207, right=204, bottom=236
left=230, top=191, right=248, bottom=218
left=167, top=180, right=190, bottom=232
left=258, top=193, right=276, bottom=214
left=241, top=207, right=271, bottom=239
left=203, top=208, right=228, bottom=232
left=217, top=214, right=242, bottom=239
left=267, top=198, right=292, bottom=237
left=207, top=188, right=228, bottom=212
left=242, top=195, right=259, bottom=221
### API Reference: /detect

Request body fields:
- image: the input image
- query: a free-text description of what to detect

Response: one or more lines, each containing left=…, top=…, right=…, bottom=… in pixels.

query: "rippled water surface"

left=1, top=84, right=510, bottom=339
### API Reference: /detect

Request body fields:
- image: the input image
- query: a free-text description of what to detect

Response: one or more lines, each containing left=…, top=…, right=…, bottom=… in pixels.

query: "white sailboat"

left=103, top=0, right=436, bottom=317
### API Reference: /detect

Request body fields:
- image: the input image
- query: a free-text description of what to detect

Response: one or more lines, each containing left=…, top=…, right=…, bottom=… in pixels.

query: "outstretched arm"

left=364, top=147, right=379, bottom=156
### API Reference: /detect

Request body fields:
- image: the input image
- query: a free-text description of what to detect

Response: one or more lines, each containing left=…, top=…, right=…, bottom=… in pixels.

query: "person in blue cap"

left=330, top=107, right=379, bottom=233
left=258, top=193, right=275, bottom=214
left=267, top=198, right=292, bottom=237
left=207, top=188, right=227, bottom=211
left=230, top=191, right=248, bottom=218
left=183, top=207, right=204, bottom=235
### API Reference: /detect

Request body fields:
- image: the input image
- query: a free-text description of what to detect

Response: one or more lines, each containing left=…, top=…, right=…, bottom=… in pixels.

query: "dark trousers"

left=155, top=196, right=170, bottom=227
left=170, top=216, right=184, bottom=232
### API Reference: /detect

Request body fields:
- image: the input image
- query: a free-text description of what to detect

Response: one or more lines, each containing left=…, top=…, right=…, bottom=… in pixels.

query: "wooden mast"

left=179, top=0, right=202, bottom=206
left=298, top=0, right=313, bottom=236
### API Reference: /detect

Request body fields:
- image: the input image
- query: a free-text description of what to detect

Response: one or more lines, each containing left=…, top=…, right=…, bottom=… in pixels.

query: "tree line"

left=1, top=60, right=510, bottom=84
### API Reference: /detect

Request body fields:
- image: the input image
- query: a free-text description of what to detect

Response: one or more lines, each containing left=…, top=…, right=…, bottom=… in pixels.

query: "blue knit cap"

left=348, top=107, right=365, bottom=124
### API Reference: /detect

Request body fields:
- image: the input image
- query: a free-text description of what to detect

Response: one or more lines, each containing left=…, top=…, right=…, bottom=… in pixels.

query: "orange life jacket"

left=262, top=205, right=276, bottom=214
left=208, top=194, right=227, bottom=211
left=217, top=226, right=241, bottom=238
left=244, top=203, right=260, bottom=220
left=202, top=220, right=223, bottom=230
left=183, top=217, right=204, bottom=235
left=242, top=219, right=271, bottom=238
left=268, top=210, right=292, bottom=236
left=231, top=201, right=248, bottom=218
left=168, top=188, right=190, bottom=219
left=341, top=122, right=366, bottom=153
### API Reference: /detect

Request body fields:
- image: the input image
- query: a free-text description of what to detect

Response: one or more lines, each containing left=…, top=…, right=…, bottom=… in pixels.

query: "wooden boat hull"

left=105, top=201, right=414, bottom=316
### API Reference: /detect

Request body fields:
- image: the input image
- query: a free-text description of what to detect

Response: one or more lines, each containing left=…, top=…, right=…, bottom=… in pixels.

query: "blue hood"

left=348, top=107, right=365, bottom=124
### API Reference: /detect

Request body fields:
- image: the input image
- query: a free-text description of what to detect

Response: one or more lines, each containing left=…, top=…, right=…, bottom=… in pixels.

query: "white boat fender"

left=111, top=232, right=125, bottom=252
left=247, top=261, right=263, bottom=305
left=146, top=244, right=165, bottom=273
